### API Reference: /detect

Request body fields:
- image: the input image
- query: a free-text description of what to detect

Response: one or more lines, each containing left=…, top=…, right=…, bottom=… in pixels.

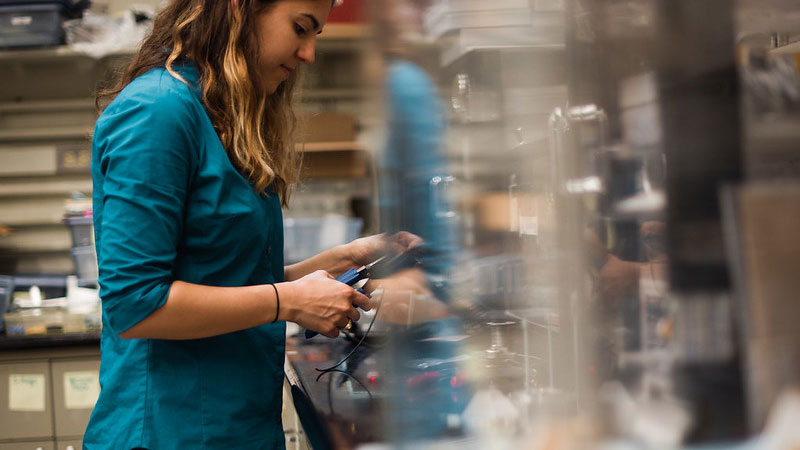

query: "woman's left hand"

left=345, top=231, right=423, bottom=267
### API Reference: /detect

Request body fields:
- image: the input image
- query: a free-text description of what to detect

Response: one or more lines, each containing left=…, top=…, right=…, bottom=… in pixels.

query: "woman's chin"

left=253, top=75, right=280, bottom=95
left=267, top=80, right=281, bottom=95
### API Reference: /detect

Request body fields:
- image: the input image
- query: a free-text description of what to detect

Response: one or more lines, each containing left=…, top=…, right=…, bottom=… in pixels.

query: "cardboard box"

left=301, top=149, right=369, bottom=179
left=300, top=112, right=357, bottom=143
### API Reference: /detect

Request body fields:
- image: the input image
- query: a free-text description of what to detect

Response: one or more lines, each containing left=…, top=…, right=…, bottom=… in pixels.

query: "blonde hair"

left=97, top=0, right=302, bottom=206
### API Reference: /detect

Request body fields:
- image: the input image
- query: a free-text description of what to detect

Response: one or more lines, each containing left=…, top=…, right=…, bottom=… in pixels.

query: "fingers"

left=346, top=306, right=361, bottom=323
left=336, top=315, right=351, bottom=330
left=322, top=325, right=340, bottom=339
left=321, top=312, right=355, bottom=339
left=350, top=289, right=372, bottom=311
left=362, top=279, right=379, bottom=294
left=391, top=231, right=424, bottom=249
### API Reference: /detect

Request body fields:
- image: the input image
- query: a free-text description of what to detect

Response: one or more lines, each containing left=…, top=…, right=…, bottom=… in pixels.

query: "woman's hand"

left=280, top=270, right=372, bottom=338
left=284, top=231, right=423, bottom=283
left=345, top=231, right=424, bottom=267
left=363, top=266, right=428, bottom=296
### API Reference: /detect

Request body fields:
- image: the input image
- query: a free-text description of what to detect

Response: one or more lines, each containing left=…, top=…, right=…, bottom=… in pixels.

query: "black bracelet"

left=270, top=283, right=280, bottom=323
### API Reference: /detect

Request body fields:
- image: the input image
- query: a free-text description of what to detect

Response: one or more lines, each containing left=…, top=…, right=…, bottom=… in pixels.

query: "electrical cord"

left=316, top=369, right=374, bottom=401
left=314, top=292, right=384, bottom=373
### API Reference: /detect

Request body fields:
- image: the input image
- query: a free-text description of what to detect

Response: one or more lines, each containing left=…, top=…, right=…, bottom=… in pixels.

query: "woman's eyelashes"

left=294, top=23, right=307, bottom=36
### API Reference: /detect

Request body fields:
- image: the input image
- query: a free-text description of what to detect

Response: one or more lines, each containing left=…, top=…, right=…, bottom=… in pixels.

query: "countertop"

left=0, top=332, right=100, bottom=351
left=285, top=332, right=384, bottom=450
left=284, top=319, right=470, bottom=450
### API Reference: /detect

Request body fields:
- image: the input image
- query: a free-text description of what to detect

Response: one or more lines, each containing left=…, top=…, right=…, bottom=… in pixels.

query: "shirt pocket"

left=247, top=244, right=275, bottom=285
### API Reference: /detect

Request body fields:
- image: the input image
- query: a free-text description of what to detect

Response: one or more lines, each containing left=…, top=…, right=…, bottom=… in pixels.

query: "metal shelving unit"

left=0, top=23, right=376, bottom=274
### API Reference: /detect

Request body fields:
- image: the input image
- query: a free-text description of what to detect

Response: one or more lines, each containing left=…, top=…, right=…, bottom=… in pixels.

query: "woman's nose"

left=297, top=37, right=316, bottom=64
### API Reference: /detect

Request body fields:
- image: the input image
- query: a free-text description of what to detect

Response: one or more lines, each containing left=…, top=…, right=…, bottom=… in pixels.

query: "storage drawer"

left=0, top=3, right=64, bottom=49
left=0, top=361, right=53, bottom=440
left=51, top=359, right=99, bottom=438
left=55, top=438, right=81, bottom=450
left=0, top=440, right=55, bottom=450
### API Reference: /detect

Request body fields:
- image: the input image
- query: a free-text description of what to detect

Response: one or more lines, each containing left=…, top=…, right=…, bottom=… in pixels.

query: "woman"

left=83, top=0, right=411, bottom=448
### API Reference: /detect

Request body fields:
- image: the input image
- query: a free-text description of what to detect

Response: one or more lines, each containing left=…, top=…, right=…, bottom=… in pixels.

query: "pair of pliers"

left=304, top=256, right=387, bottom=339
left=304, top=248, right=424, bottom=338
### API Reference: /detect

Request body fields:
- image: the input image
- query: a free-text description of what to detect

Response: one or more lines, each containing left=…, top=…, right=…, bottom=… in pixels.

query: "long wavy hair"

left=96, top=0, right=306, bottom=206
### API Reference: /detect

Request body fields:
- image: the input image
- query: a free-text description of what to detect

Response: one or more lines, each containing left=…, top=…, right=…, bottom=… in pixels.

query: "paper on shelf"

left=63, top=370, right=100, bottom=409
left=9, top=374, right=46, bottom=412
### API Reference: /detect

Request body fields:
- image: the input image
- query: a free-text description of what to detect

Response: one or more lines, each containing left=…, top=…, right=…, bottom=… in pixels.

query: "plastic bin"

left=0, top=0, right=89, bottom=17
left=0, top=275, right=12, bottom=333
left=0, top=3, right=64, bottom=49
left=70, top=245, right=98, bottom=283
left=64, top=215, right=94, bottom=247
left=283, top=217, right=363, bottom=264
left=3, top=308, right=66, bottom=336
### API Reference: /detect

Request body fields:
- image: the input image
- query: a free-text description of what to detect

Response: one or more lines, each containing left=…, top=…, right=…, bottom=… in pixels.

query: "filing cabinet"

left=51, top=359, right=100, bottom=438
left=0, top=441, right=55, bottom=450
left=0, top=361, right=54, bottom=440
left=0, top=345, right=99, bottom=447
left=55, top=439, right=81, bottom=450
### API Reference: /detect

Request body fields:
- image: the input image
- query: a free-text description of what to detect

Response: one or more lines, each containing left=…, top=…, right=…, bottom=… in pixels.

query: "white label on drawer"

left=9, top=374, right=46, bottom=411
left=64, top=370, right=100, bottom=409
left=11, top=15, right=33, bottom=26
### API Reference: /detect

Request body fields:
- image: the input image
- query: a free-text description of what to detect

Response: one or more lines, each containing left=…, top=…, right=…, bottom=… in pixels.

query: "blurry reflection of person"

left=586, top=221, right=667, bottom=304
left=587, top=220, right=669, bottom=378
left=372, top=0, right=457, bottom=303
left=367, top=0, right=468, bottom=443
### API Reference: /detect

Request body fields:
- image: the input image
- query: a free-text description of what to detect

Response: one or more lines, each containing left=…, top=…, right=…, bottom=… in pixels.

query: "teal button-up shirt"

left=84, top=64, right=287, bottom=450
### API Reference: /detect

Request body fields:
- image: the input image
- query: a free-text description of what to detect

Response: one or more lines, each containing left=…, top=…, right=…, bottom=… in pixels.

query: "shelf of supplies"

left=0, top=175, right=92, bottom=198
left=297, top=141, right=365, bottom=152
left=299, top=88, right=375, bottom=101
left=0, top=98, right=95, bottom=113
left=0, top=126, right=89, bottom=142
left=442, top=41, right=564, bottom=67
left=770, top=41, right=800, bottom=54
left=0, top=24, right=368, bottom=62
left=299, top=141, right=370, bottom=179
left=320, top=23, right=370, bottom=40
left=436, top=21, right=565, bottom=67
left=0, top=45, right=136, bottom=62
left=0, top=224, right=71, bottom=252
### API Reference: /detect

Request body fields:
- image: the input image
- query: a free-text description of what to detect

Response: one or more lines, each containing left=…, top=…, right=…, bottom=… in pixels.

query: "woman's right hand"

left=279, top=270, right=372, bottom=338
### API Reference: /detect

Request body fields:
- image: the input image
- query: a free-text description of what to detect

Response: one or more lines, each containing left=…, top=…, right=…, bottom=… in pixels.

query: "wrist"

left=336, top=243, right=357, bottom=272
left=273, top=282, right=297, bottom=323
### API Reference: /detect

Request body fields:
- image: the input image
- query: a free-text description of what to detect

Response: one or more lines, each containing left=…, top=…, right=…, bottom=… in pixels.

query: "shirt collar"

left=169, top=60, right=202, bottom=99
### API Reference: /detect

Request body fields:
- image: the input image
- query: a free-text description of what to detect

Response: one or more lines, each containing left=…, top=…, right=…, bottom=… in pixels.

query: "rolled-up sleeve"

left=92, top=82, right=198, bottom=334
